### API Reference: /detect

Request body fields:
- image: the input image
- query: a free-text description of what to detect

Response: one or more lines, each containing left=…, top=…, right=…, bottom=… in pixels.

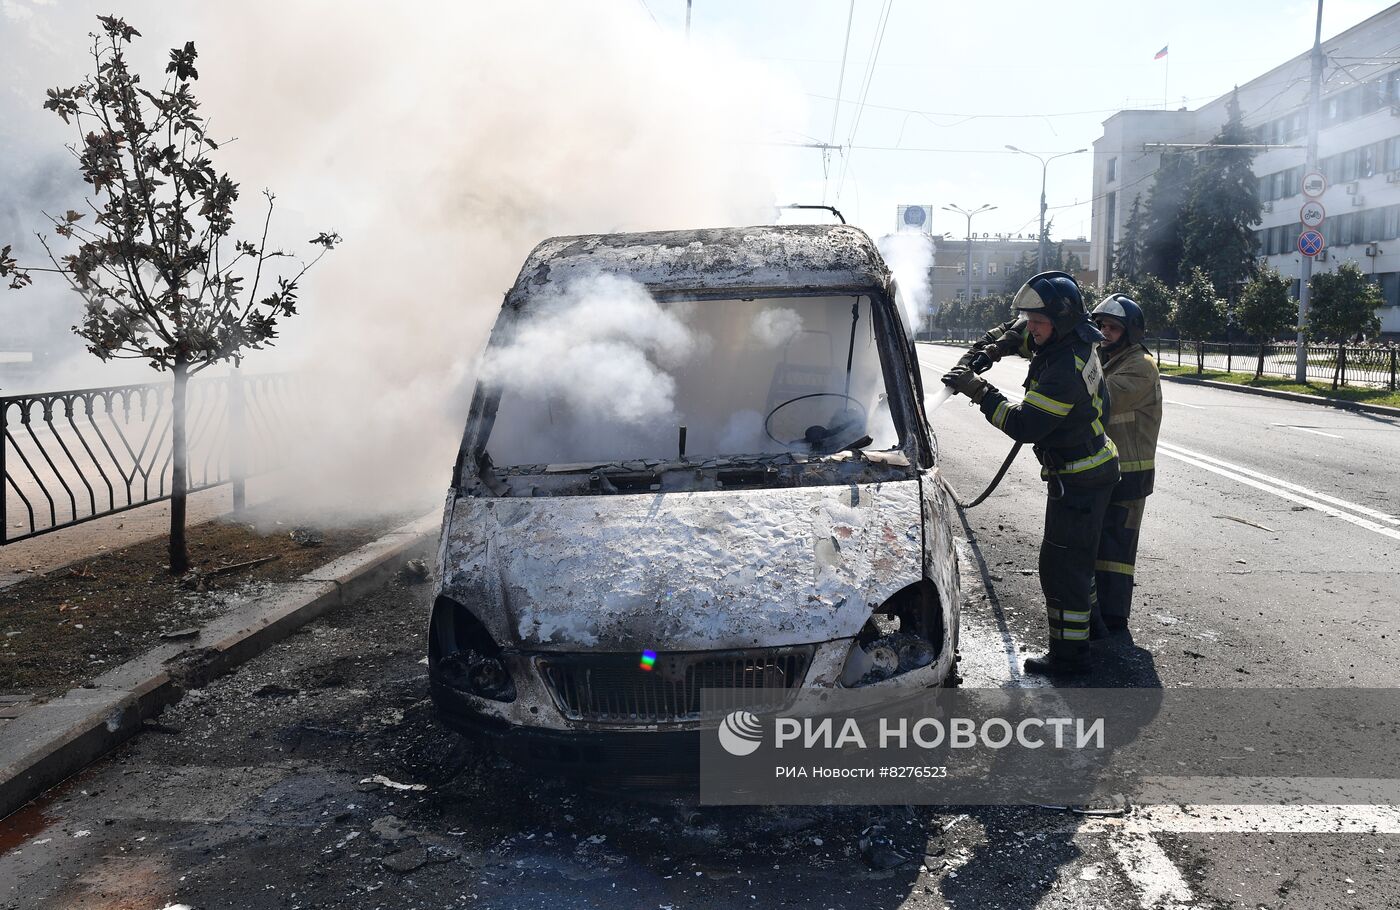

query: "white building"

left=1090, top=5, right=1400, bottom=335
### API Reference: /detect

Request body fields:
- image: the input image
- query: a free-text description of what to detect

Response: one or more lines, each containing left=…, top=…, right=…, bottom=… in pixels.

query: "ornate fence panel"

left=1149, top=338, right=1399, bottom=391
left=1, top=373, right=301, bottom=544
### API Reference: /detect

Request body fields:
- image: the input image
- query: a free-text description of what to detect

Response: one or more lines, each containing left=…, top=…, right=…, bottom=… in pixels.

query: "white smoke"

left=877, top=232, right=936, bottom=332
left=0, top=2, right=807, bottom=511
left=184, top=2, right=802, bottom=511
left=751, top=307, right=805, bottom=348
left=480, top=275, right=703, bottom=429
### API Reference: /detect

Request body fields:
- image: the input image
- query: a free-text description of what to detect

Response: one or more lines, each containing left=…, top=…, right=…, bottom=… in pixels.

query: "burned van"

left=429, top=224, right=963, bottom=780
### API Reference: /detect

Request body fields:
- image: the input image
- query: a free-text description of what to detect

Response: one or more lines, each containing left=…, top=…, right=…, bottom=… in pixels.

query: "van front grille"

left=537, top=648, right=812, bottom=725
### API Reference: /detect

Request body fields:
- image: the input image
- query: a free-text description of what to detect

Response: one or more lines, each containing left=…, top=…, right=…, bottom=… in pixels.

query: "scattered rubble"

left=398, top=558, right=430, bottom=584
left=290, top=527, right=324, bottom=547
left=358, top=774, right=428, bottom=792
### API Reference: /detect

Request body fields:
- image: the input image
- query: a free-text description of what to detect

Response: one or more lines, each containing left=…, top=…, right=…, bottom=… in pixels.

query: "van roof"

left=504, top=224, right=890, bottom=308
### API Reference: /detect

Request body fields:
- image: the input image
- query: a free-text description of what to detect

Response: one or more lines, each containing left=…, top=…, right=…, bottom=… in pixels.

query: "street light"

left=1005, top=145, right=1087, bottom=272
left=942, top=203, right=996, bottom=309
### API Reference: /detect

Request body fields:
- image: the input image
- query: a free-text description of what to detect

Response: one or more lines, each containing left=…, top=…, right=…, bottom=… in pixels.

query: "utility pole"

left=1006, top=146, right=1088, bottom=272
left=942, top=203, right=996, bottom=307
left=686, top=0, right=692, bottom=40
left=1297, top=0, right=1324, bottom=382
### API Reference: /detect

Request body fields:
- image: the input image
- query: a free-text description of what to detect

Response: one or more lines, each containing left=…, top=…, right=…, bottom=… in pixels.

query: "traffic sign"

left=1299, top=229, right=1326, bottom=257
left=1300, top=201, right=1326, bottom=228
left=1302, top=172, right=1327, bottom=198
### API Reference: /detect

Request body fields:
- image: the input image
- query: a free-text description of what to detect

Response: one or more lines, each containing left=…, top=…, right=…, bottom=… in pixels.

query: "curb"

left=0, top=510, right=440, bottom=821
left=1160, top=373, right=1400, bottom=417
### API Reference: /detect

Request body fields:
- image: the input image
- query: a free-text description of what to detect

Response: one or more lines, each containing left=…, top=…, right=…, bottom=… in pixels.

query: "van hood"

left=439, top=480, right=924, bottom=652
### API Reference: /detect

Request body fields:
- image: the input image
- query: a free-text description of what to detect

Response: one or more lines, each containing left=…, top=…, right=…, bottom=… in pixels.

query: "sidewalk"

left=1158, top=370, right=1400, bottom=417
left=0, top=509, right=439, bottom=820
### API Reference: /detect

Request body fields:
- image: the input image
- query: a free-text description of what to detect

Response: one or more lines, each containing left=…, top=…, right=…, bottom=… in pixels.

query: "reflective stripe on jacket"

left=1101, top=344, right=1162, bottom=499
left=978, top=333, right=1119, bottom=488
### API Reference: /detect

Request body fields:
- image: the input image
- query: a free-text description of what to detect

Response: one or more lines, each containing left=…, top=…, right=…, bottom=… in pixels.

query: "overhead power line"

left=805, top=92, right=1221, bottom=122
left=833, top=0, right=894, bottom=206
left=821, top=0, right=856, bottom=204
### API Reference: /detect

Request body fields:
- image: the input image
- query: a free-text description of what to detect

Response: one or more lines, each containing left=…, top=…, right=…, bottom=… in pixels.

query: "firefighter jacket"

left=977, top=330, right=1119, bottom=488
left=1100, top=342, right=1162, bottom=500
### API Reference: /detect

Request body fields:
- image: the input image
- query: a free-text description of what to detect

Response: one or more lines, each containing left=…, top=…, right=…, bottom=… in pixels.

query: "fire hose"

left=954, top=441, right=1022, bottom=509
left=934, top=347, right=1027, bottom=510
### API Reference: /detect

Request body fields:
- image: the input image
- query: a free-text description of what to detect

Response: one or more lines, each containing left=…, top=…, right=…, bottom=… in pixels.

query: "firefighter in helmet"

left=1090, top=294, right=1162, bottom=634
left=943, top=271, right=1119, bottom=676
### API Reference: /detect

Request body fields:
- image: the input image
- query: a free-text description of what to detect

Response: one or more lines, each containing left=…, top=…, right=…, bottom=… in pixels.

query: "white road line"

left=1270, top=423, right=1345, bottom=439
left=1107, top=832, right=1195, bottom=908
left=1163, top=399, right=1206, bottom=410
left=1157, top=445, right=1400, bottom=543
left=1158, top=441, right=1398, bottom=526
left=1079, top=804, right=1400, bottom=835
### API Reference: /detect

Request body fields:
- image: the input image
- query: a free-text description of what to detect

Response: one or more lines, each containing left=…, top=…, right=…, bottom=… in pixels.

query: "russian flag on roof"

left=1154, top=45, right=1169, bottom=59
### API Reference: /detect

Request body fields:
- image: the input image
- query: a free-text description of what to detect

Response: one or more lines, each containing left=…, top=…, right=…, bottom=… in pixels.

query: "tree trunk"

left=169, top=361, right=190, bottom=575
left=1196, top=340, right=1205, bottom=374
left=1255, top=337, right=1266, bottom=380
left=1331, top=343, right=1342, bottom=391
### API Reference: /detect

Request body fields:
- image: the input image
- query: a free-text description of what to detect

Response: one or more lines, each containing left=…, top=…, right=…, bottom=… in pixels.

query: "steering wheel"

left=764, top=392, right=868, bottom=453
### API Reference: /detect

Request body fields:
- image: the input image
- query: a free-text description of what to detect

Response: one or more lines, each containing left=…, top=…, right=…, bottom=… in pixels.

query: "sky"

left=643, top=0, right=1391, bottom=241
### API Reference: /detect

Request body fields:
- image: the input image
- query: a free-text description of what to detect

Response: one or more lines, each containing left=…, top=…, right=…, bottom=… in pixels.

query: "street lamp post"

left=942, top=203, right=996, bottom=313
left=1005, top=146, right=1088, bottom=272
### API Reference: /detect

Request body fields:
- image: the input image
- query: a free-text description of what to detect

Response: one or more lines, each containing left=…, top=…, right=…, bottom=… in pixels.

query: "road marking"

left=1078, top=803, right=1400, bottom=835
left=1107, top=833, right=1195, bottom=908
left=1271, top=423, right=1344, bottom=439
left=1159, top=441, right=1398, bottom=526
left=1163, top=398, right=1206, bottom=409
left=1157, top=445, right=1400, bottom=543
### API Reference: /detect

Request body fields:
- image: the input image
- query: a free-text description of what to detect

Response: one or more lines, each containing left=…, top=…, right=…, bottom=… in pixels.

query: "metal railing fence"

left=1149, top=339, right=1399, bottom=390
left=1, top=372, right=302, bottom=544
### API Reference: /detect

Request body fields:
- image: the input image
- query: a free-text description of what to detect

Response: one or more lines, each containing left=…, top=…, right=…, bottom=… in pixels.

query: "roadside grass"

left=0, top=508, right=413, bottom=700
left=1159, top=363, right=1400, bottom=408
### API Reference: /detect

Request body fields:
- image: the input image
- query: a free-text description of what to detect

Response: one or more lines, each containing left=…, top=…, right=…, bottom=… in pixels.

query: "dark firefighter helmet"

left=1092, top=293, right=1147, bottom=345
left=1011, top=270, right=1085, bottom=337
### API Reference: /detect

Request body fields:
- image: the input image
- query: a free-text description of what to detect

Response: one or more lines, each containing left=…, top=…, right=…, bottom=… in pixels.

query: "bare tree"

left=0, top=16, right=338, bottom=573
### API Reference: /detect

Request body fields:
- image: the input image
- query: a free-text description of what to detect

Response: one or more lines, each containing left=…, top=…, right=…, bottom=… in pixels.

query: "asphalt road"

left=1, top=342, right=1398, bottom=909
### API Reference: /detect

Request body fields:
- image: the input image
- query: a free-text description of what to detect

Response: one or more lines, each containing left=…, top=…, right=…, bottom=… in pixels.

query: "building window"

left=1364, top=206, right=1385, bottom=241
left=1104, top=191, right=1117, bottom=276
left=1361, top=81, right=1383, bottom=115
left=988, top=261, right=999, bottom=275
left=1386, top=137, right=1400, bottom=172
left=1341, top=149, right=1360, bottom=183
left=1333, top=212, right=1354, bottom=246
left=1106, top=157, right=1118, bottom=182
left=1380, top=272, right=1400, bottom=307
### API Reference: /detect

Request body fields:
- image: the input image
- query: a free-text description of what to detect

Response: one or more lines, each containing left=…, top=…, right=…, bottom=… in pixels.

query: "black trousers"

left=1039, top=482, right=1114, bottom=660
left=1095, top=495, right=1147, bottom=622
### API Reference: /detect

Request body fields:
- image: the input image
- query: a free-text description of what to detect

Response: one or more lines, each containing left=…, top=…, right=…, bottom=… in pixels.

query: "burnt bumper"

left=431, top=680, right=701, bottom=789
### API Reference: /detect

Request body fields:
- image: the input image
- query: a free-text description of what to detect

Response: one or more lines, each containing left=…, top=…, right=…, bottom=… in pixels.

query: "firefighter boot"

left=1024, top=642, right=1091, bottom=678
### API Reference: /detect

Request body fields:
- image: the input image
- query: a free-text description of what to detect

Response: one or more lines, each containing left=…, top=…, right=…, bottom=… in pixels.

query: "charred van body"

left=429, top=224, right=965, bottom=786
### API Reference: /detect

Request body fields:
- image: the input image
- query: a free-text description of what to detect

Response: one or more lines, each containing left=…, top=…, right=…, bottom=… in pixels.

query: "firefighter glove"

left=991, top=319, right=1028, bottom=358
left=941, top=366, right=990, bottom=403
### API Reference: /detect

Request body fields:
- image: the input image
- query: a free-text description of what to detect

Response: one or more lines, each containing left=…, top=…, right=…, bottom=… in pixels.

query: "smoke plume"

left=877, top=232, right=936, bottom=331
left=2, top=2, right=804, bottom=514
